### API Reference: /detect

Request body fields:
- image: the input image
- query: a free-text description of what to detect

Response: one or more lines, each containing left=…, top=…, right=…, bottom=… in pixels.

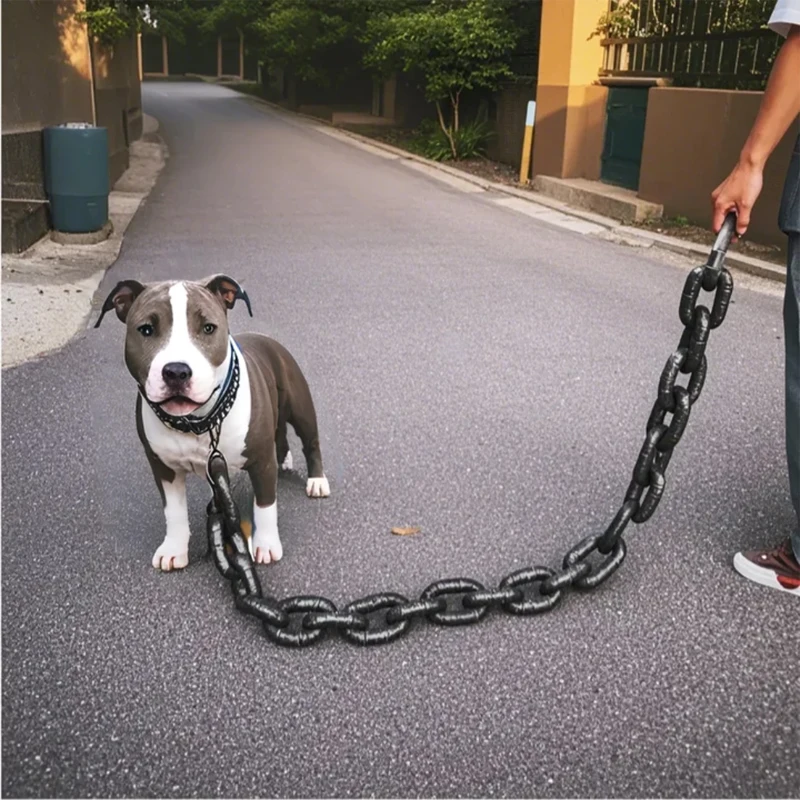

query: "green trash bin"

left=44, top=123, right=109, bottom=234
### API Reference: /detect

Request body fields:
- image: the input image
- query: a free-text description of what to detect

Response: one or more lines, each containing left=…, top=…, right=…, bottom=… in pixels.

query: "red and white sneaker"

left=733, top=538, right=800, bottom=596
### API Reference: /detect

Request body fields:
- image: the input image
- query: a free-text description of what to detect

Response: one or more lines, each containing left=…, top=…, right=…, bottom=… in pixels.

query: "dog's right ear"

left=94, top=280, right=146, bottom=327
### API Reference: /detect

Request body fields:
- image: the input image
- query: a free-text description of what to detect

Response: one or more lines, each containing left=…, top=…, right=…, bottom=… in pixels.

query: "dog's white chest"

left=141, top=349, right=252, bottom=476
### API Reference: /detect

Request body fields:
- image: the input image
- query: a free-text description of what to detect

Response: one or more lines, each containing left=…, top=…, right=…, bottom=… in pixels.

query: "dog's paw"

left=252, top=528, right=283, bottom=564
left=306, top=476, right=331, bottom=498
left=152, top=540, right=189, bottom=571
left=280, top=450, right=293, bottom=471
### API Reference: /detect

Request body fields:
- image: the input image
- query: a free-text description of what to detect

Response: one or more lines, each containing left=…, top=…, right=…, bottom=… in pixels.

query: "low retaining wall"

left=93, top=33, right=143, bottom=185
left=639, top=87, right=795, bottom=248
left=488, top=82, right=537, bottom=168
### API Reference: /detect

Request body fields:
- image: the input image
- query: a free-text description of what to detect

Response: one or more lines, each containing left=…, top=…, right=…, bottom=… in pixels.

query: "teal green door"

left=601, top=87, right=648, bottom=191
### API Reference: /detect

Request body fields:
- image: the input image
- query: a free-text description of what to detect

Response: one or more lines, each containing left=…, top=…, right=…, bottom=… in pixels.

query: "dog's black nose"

left=163, top=362, right=192, bottom=384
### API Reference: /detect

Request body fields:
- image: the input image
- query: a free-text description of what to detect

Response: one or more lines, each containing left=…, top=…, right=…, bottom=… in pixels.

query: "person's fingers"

left=736, top=202, right=751, bottom=236
left=712, top=192, right=734, bottom=233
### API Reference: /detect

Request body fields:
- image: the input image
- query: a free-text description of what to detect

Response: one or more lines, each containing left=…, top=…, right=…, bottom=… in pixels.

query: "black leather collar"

left=142, top=341, right=240, bottom=436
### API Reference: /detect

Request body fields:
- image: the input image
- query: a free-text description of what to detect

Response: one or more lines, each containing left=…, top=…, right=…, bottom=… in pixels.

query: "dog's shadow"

left=227, top=463, right=312, bottom=523
left=278, top=467, right=308, bottom=491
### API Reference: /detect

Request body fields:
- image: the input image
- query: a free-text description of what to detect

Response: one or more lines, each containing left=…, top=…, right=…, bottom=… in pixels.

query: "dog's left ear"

left=203, top=274, right=253, bottom=317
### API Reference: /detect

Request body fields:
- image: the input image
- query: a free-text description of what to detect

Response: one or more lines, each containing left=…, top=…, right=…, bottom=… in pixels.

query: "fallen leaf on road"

left=391, top=526, right=421, bottom=536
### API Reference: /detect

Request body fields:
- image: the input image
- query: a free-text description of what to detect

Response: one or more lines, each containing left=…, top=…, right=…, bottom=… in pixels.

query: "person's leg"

left=733, top=232, right=800, bottom=594
left=786, top=232, right=800, bottom=560
left=732, top=139, right=800, bottom=595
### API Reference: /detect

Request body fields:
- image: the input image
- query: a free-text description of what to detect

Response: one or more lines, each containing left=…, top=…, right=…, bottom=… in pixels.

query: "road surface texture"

left=3, top=83, right=797, bottom=798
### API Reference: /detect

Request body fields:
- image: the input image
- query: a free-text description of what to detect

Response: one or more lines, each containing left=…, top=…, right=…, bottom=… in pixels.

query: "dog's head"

left=95, top=275, right=252, bottom=416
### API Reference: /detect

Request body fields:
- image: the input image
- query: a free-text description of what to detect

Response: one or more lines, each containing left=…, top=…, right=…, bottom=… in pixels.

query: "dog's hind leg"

left=276, top=417, right=292, bottom=472
left=287, top=382, right=330, bottom=498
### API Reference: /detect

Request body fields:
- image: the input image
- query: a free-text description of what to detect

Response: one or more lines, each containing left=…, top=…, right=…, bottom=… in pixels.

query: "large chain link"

left=205, top=213, right=737, bottom=648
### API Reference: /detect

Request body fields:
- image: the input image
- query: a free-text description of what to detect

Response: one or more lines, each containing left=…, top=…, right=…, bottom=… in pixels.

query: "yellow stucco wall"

left=532, top=0, right=608, bottom=179
left=2, top=0, right=94, bottom=133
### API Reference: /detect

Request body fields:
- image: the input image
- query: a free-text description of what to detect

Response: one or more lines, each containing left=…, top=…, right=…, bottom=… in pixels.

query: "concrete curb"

left=238, top=91, right=787, bottom=285
left=612, top=226, right=787, bottom=282
left=2, top=114, right=168, bottom=370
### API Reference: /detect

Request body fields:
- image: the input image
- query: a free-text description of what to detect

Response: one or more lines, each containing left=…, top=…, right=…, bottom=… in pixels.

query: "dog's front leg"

left=247, top=453, right=282, bottom=564
left=152, top=471, right=191, bottom=571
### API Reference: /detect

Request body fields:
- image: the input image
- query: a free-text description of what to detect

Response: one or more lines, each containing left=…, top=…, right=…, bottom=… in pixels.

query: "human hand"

left=711, top=159, right=764, bottom=238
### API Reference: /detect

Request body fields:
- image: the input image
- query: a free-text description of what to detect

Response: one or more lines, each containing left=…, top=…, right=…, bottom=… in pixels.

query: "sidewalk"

left=2, top=115, right=168, bottom=369
left=235, top=89, right=787, bottom=286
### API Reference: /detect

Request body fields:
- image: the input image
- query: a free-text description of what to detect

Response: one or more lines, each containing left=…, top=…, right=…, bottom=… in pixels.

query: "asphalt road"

left=3, top=82, right=798, bottom=799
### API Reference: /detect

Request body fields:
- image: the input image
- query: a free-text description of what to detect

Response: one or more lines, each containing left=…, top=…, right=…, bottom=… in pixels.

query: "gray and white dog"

left=96, top=275, right=329, bottom=570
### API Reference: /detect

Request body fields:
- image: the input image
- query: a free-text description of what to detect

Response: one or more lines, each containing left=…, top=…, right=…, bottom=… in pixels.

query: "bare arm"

left=712, top=25, right=800, bottom=235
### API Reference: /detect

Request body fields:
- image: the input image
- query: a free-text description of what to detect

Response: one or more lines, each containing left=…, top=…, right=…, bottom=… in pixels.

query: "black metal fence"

left=599, top=0, right=781, bottom=89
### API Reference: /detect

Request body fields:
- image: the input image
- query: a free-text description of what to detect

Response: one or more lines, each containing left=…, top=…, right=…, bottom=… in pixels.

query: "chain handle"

left=205, top=213, right=737, bottom=648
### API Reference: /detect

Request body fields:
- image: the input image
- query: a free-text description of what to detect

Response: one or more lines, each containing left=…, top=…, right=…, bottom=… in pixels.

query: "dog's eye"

left=203, top=323, right=217, bottom=335
left=137, top=324, right=154, bottom=337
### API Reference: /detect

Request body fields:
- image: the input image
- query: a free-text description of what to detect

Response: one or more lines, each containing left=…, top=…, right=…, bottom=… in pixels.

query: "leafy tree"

left=198, top=0, right=272, bottom=38
left=363, top=0, right=517, bottom=158
left=76, top=1, right=139, bottom=44
left=252, top=1, right=367, bottom=86
left=589, top=0, right=640, bottom=39
left=77, top=0, right=191, bottom=45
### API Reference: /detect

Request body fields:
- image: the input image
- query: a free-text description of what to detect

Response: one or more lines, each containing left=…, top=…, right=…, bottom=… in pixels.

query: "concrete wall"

left=2, top=0, right=95, bottom=135
left=639, top=87, right=795, bottom=247
left=380, top=75, right=433, bottom=128
left=487, top=82, right=536, bottom=167
left=92, top=33, right=143, bottom=183
left=2, top=0, right=94, bottom=200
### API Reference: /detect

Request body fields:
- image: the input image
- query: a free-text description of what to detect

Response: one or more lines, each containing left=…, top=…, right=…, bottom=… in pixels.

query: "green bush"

left=363, top=0, right=516, bottom=160
left=228, top=82, right=263, bottom=97
left=412, top=118, right=492, bottom=161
